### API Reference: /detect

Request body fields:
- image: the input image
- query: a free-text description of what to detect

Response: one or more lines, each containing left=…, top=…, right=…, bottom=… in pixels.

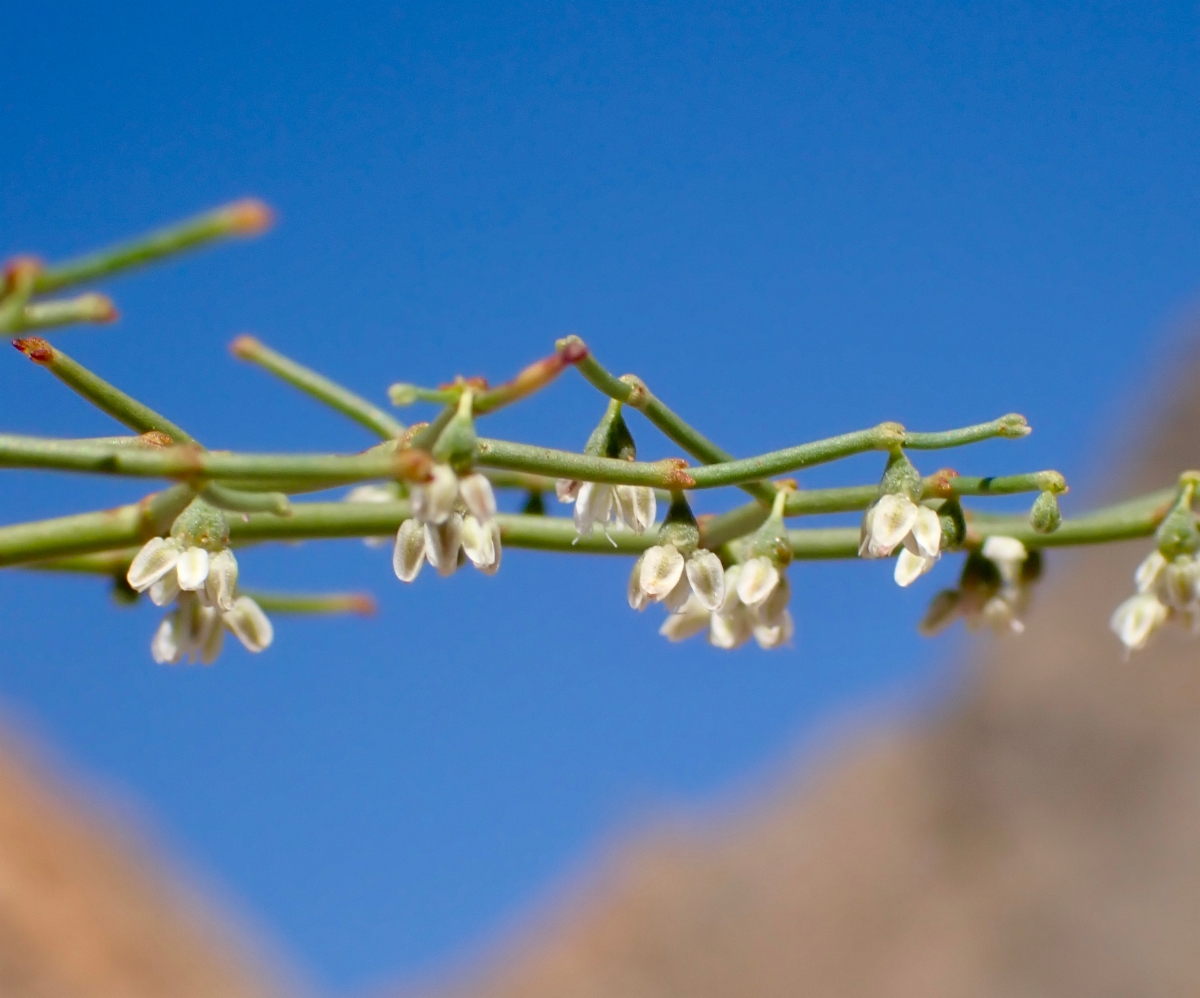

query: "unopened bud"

left=1029, top=490, right=1062, bottom=534
left=937, top=498, right=967, bottom=549
left=918, top=589, right=961, bottom=636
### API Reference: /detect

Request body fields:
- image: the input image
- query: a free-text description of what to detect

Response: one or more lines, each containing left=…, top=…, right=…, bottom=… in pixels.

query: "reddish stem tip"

left=12, top=337, right=54, bottom=363
left=223, top=199, right=275, bottom=235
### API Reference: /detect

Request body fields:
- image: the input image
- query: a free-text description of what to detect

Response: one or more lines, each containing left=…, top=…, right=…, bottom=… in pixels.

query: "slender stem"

left=13, top=338, right=194, bottom=443
left=14, top=294, right=117, bottom=332
left=560, top=336, right=776, bottom=504
left=0, top=485, right=195, bottom=567
left=201, top=483, right=291, bottom=516
left=240, top=590, right=377, bottom=615
left=0, top=434, right=430, bottom=487
left=230, top=335, right=405, bottom=439
left=0, top=485, right=1175, bottom=571
left=408, top=405, right=457, bottom=452
left=702, top=471, right=1068, bottom=548
left=32, top=200, right=273, bottom=295
left=903, top=414, right=1030, bottom=448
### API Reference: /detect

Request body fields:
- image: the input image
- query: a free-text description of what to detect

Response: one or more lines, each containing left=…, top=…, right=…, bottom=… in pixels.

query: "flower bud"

left=1029, top=490, right=1062, bottom=534
left=937, top=498, right=967, bottom=549
left=918, top=589, right=961, bottom=636
left=657, top=492, right=700, bottom=556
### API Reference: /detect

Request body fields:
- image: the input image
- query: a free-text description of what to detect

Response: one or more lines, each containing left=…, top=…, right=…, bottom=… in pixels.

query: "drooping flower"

left=1109, top=548, right=1200, bottom=654
left=659, top=563, right=795, bottom=651
left=860, top=493, right=942, bottom=586
left=394, top=461, right=502, bottom=581
left=127, top=500, right=240, bottom=612
left=919, top=536, right=1042, bottom=637
left=558, top=398, right=657, bottom=539
left=1109, top=480, right=1200, bottom=655
left=150, top=591, right=274, bottom=665
left=631, top=544, right=726, bottom=612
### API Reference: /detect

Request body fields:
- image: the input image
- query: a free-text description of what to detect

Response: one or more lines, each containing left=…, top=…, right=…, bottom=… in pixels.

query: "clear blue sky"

left=2, top=3, right=1198, bottom=992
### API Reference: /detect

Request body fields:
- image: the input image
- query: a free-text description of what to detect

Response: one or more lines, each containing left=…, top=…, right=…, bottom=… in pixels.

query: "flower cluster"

left=636, top=487, right=794, bottom=651
left=919, top=536, right=1041, bottom=636
left=393, top=464, right=501, bottom=580
left=1110, top=483, right=1200, bottom=654
left=557, top=399, right=657, bottom=540
left=125, top=499, right=273, bottom=664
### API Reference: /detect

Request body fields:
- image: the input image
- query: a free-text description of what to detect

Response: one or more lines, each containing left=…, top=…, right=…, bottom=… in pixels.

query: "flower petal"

left=709, top=607, right=753, bottom=649
left=662, top=573, right=693, bottom=613
left=616, top=486, right=657, bottom=534
left=1110, top=592, right=1167, bottom=651
left=127, top=537, right=184, bottom=592
left=556, top=479, right=581, bottom=503
left=627, top=556, right=648, bottom=611
left=148, top=571, right=180, bottom=608
left=981, top=535, right=1027, bottom=579
left=461, top=514, right=500, bottom=573
left=753, top=609, right=795, bottom=650
left=753, top=573, right=790, bottom=627
left=459, top=473, right=497, bottom=522
left=574, top=482, right=614, bottom=536
left=736, top=557, right=779, bottom=608
left=424, top=514, right=463, bottom=577
left=223, top=596, right=274, bottom=653
left=175, top=547, right=211, bottom=591
left=205, top=549, right=239, bottom=611
left=640, top=544, right=685, bottom=598
left=867, top=494, right=919, bottom=558
left=150, top=613, right=181, bottom=664
left=910, top=505, right=942, bottom=559
left=410, top=464, right=459, bottom=524
left=685, top=550, right=725, bottom=611
left=893, top=548, right=932, bottom=587
left=659, top=597, right=712, bottom=642
left=392, top=519, right=426, bottom=582
left=1135, top=550, right=1168, bottom=593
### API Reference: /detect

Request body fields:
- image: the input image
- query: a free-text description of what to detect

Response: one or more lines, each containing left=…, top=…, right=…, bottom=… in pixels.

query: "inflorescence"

left=0, top=202, right=1193, bottom=664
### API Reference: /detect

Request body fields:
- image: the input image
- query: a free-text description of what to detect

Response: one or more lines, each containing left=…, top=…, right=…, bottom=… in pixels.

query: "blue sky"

left=2, top=2, right=1199, bottom=992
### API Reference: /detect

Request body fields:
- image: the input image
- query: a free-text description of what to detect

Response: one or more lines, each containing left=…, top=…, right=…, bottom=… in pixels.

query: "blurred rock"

left=0, top=729, right=294, bottom=998
left=413, top=358, right=1200, bottom=998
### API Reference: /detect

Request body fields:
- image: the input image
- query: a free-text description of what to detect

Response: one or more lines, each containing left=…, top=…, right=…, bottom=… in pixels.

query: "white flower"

left=558, top=479, right=657, bottom=537
left=1110, top=592, right=1169, bottom=653
left=859, top=493, right=942, bottom=587
left=393, top=466, right=502, bottom=581
left=150, top=591, right=273, bottom=665
left=659, top=563, right=794, bottom=651
left=634, top=544, right=725, bottom=612
left=1109, top=548, right=1200, bottom=654
left=127, top=537, right=239, bottom=612
left=393, top=511, right=501, bottom=582
left=919, top=536, right=1036, bottom=638
left=409, top=465, right=496, bottom=527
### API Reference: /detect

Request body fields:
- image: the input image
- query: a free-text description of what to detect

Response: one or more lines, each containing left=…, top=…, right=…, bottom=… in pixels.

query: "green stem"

left=0, top=485, right=195, bottom=567
left=239, top=590, right=377, bottom=615
left=231, top=335, right=404, bottom=439
left=561, top=336, right=776, bottom=504
left=13, top=339, right=194, bottom=443
left=32, top=200, right=272, bottom=295
left=201, top=483, right=291, bottom=516
left=0, top=486, right=1175, bottom=572
left=903, top=414, right=1030, bottom=448
left=0, top=433, right=428, bottom=487
left=14, top=294, right=117, bottom=332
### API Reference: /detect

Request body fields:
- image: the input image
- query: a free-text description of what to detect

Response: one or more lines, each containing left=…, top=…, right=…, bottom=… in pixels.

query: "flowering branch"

left=2, top=200, right=1191, bottom=663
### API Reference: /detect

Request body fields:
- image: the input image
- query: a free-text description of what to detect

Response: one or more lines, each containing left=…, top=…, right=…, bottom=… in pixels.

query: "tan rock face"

left=414, top=357, right=1200, bottom=998
left=0, top=731, right=294, bottom=998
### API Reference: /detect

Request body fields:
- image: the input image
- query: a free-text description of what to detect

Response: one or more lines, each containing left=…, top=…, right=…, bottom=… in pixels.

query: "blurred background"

left=2, top=3, right=1200, bottom=995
